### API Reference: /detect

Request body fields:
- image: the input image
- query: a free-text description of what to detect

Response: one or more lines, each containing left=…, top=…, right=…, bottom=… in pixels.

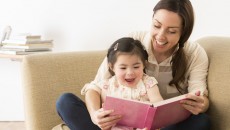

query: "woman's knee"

left=185, top=113, right=211, bottom=130
left=56, top=93, right=82, bottom=111
left=195, top=113, right=211, bottom=130
left=161, top=113, right=211, bottom=130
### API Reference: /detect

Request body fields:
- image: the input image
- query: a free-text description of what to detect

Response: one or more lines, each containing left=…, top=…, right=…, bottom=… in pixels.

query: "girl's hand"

left=91, top=108, right=122, bottom=130
left=180, top=91, right=208, bottom=115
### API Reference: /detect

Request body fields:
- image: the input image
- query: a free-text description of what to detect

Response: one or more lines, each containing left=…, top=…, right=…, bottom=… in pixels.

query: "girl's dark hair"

left=107, top=37, right=148, bottom=75
left=153, top=0, right=194, bottom=93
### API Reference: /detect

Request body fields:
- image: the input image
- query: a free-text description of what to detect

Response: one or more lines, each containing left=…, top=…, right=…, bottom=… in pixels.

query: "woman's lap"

left=56, top=93, right=210, bottom=130
left=161, top=113, right=211, bottom=130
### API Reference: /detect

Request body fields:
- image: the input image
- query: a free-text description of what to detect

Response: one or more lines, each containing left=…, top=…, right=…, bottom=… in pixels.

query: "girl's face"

left=111, top=54, right=144, bottom=88
left=151, top=9, right=182, bottom=56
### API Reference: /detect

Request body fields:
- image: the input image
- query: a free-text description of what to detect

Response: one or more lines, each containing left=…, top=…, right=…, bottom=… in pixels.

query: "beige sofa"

left=22, top=36, right=230, bottom=130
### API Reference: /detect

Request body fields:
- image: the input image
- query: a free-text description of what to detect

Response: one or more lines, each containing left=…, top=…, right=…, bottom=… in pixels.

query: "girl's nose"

left=127, top=69, right=134, bottom=76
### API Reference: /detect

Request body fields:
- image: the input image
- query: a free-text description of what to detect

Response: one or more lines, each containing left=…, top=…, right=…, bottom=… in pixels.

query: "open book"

left=103, top=94, right=191, bottom=130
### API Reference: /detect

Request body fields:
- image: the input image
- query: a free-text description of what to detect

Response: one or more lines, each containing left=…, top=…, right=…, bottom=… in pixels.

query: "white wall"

left=0, top=0, right=229, bottom=121
left=192, top=0, right=230, bottom=40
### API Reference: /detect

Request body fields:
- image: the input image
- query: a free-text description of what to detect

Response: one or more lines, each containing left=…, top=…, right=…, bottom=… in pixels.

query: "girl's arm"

left=147, top=85, right=163, bottom=103
left=85, top=89, right=122, bottom=130
left=85, top=89, right=101, bottom=119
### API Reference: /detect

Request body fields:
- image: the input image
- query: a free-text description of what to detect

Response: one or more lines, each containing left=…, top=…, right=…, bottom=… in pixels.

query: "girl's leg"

left=56, top=93, right=100, bottom=130
left=161, top=113, right=211, bottom=130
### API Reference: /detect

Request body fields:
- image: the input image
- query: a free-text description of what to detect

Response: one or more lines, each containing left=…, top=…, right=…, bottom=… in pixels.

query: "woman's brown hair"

left=153, top=0, right=194, bottom=93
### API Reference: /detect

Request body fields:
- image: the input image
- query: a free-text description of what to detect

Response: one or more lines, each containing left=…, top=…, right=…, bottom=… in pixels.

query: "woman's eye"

left=168, top=31, right=176, bottom=34
left=154, top=25, right=160, bottom=28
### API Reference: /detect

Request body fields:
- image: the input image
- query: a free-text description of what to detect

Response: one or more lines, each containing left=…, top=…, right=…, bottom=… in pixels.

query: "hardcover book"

left=103, top=95, right=191, bottom=130
left=0, top=49, right=51, bottom=55
left=1, top=39, right=53, bottom=45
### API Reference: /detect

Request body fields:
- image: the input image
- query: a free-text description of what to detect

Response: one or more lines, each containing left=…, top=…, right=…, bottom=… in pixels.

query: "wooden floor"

left=0, top=121, right=26, bottom=130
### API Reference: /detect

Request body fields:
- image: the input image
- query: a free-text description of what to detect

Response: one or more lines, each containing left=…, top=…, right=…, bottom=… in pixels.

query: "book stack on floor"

left=0, top=34, right=53, bottom=55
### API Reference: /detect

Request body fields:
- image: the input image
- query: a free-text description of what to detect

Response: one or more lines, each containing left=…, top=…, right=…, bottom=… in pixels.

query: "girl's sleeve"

left=143, top=75, right=158, bottom=89
left=81, top=82, right=102, bottom=95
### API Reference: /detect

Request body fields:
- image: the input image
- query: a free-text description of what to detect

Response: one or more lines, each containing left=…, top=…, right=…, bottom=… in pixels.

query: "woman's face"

left=151, top=9, right=182, bottom=55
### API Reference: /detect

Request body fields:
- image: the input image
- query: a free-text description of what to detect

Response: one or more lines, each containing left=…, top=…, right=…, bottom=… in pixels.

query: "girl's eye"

left=120, top=67, right=126, bottom=70
left=134, top=66, right=140, bottom=69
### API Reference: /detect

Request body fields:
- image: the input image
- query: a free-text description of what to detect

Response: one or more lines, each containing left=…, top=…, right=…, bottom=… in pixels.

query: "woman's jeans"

left=56, top=93, right=211, bottom=130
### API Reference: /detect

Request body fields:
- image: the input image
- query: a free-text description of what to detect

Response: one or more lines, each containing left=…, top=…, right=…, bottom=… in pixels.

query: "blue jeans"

left=161, top=113, right=211, bottom=130
left=56, top=93, right=211, bottom=130
left=56, top=93, right=100, bottom=130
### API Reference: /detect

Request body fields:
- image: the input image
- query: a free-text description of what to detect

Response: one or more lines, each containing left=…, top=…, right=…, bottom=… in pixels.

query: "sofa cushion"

left=52, top=123, right=70, bottom=130
left=22, top=51, right=106, bottom=130
left=197, top=36, right=230, bottom=130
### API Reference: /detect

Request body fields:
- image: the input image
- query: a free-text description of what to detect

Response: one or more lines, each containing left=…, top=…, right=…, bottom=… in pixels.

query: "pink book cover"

left=151, top=94, right=191, bottom=129
left=103, top=96, right=155, bottom=129
left=103, top=95, right=191, bottom=130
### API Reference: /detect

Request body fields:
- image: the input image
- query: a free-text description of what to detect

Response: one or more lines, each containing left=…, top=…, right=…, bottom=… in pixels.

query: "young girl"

left=81, top=37, right=163, bottom=130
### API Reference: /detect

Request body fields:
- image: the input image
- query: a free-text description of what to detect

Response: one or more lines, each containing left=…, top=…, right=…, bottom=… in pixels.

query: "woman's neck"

left=153, top=52, right=169, bottom=64
left=152, top=46, right=176, bottom=64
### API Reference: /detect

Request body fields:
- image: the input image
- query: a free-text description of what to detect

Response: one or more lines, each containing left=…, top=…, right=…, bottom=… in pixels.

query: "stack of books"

left=0, top=34, right=53, bottom=55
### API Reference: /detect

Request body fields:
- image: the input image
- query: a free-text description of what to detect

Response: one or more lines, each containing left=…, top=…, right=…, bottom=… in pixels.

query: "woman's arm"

left=183, top=42, right=209, bottom=114
left=94, top=57, right=112, bottom=83
left=181, top=91, right=209, bottom=115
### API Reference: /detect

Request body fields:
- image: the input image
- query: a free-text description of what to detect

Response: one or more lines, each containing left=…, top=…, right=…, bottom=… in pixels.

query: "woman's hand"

left=91, top=108, right=122, bottom=130
left=180, top=91, right=209, bottom=115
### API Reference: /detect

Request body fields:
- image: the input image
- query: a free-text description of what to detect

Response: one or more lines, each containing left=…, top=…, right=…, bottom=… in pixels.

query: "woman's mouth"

left=156, top=40, right=168, bottom=46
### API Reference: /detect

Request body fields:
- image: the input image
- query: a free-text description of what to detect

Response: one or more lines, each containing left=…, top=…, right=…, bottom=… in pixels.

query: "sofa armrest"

left=22, top=51, right=106, bottom=130
left=197, top=36, right=230, bottom=130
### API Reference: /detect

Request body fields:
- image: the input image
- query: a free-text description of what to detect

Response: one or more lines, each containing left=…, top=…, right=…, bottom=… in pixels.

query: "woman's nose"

left=156, top=29, right=166, bottom=40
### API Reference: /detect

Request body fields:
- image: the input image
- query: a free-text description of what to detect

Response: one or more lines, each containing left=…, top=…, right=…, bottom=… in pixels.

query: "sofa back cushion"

left=22, top=51, right=106, bottom=130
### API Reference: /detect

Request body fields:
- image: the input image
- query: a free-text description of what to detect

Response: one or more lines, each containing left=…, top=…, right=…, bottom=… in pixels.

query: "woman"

left=56, top=0, right=210, bottom=129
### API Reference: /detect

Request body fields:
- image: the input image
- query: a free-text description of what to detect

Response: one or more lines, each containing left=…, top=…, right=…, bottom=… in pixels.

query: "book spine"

left=145, top=107, right=156, bottom=130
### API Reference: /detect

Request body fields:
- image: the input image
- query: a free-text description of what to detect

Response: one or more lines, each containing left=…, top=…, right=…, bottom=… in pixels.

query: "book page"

left=153, top=94, right=187, bottom=107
